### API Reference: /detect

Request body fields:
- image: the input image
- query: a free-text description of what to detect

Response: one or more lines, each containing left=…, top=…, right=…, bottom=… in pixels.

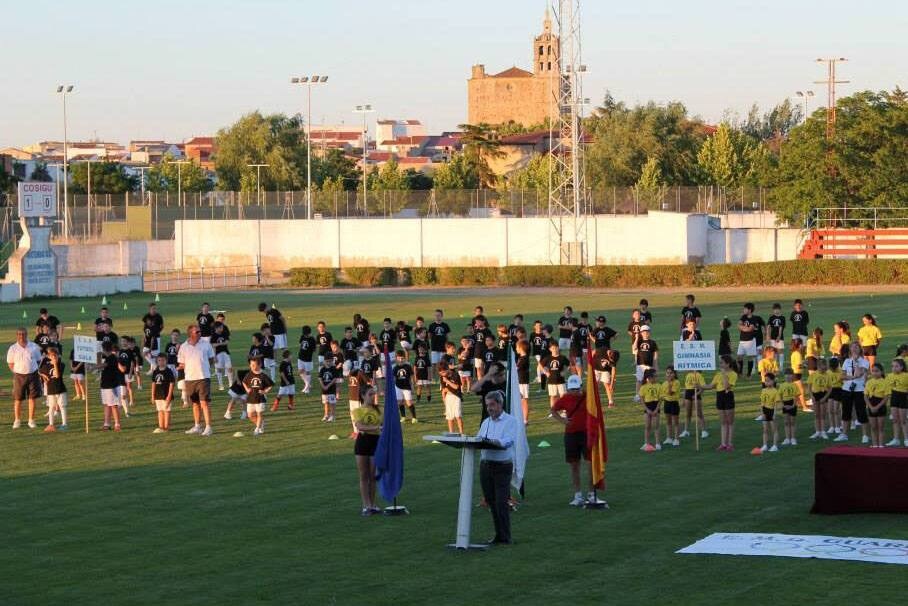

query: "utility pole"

left=814, top=58, right=849, bottom=141
left=353, top=104, right=374, bottom=215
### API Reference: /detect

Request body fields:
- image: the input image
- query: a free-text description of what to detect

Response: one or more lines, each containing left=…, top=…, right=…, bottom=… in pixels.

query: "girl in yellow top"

left=352, top=386, right=382, bottom=516
left=805, top=327, right=824, bottom=375
left=829, top=321, right=851, bottom=363
left=864, top=363, right=890, bottom=448
left=825, top=357, right=844, bottom=437
left=759, top=373, right=781, bottom=452
left=681, top=370, right=707, bottom=440
left=701, top=355, right=738, bottom=451
left=638, top=369, right=662, bottom=452
left=757, top=346, right=780, bottom=386
left=660, top=366, right=681, bottom=447
left=778, top=369, right=801, bottom=446
left=789, top=339, right=809, bottom=412
left=888, top=358, right=908, bottom=447
left=807, top=358, right=831, bottom=440
left=857, top=314, right=883, bottom=369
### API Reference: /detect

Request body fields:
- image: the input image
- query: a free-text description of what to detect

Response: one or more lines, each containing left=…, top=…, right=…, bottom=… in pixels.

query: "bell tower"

left=533, top=7, right=559, bottom=75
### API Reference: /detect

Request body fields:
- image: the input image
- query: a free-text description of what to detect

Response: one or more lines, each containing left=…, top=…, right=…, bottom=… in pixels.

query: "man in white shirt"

left=7, top=327, right=42, bottom=429
left=477, top=390, right=518, bottom=545
left=177, top=324, right=216, bottom=436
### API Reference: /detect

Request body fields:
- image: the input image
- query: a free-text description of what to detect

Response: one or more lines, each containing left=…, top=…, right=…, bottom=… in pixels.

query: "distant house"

left=184, top=136, right=216, bottom=170
left=376, top=120, right=426, bottom=151
left=309, top=125, right=365, bottom=154
left=128, top=140, right=183, bottom=164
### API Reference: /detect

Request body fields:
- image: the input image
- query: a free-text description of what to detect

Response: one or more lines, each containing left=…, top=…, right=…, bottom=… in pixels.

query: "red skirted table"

left=812, top=446, right=908, bottom=514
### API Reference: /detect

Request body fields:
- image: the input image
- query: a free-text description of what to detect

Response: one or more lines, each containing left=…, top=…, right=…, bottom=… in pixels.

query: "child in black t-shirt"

left=272, top=350, right=296, bottom=412
left=413, top=344, right=432, bottom=404
left=718, top=317, right=733, bottom=357
left=69, top=348, right=87, bottom=401
left=224, top=369, right=249, bottom=421
left=243, top=357, right=274, bottom=436
left=39, top=347, right=68, bottom=432
left=150, top=354, right=175, bottom=433
left=319, top=360, right=340, bottom=422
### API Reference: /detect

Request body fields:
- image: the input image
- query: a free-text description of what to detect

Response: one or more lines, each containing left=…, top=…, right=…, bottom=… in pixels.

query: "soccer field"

left=2, top=287, right=906, bottom=605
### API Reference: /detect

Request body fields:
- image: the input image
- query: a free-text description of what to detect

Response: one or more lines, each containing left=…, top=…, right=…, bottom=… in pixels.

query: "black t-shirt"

left=197, top=312, right=215, bottom=337
left=457, top=346, right=473, bottom=372
left=592, top=326, right=616, bottom=350
left=39, top=358, right=67, bottom=395
left=396, top=325, right=412, bottom=344
left=324, top=351, right=344, bottom=371
left=571, top=323, right=591, bottom=354
left=635, top=338, right=658, bottom=366
left=393, top=363, right=413, bottom=390
left=751, top=316, right=766, bottom=345
left=316, top=331, right=333, bottom=357
left=639, top=310, right=653, bottom=324
left=530, top=333, right=551, bottom=357
left=142, top=312, right=164, bottom=342
left=414, top=353, right=431, bottom=380
left=260, top=336, right=275, bottom=361
left=69, top=349, right=85, bottom=374
left=340, top=337, right=359, bottom=362
left=248, top=344, right=263, bottom=361
left=266, top=308, right=287, bottom=336
left=211, top=332, right=230, bottom=355
left=429, top=322, right=451, bottom=352
left=35, top=334, right=53, bottom=353
left=593, top=349, right=620, bottom=373
left=441, top=369, right=462, bottom=398
left=243, top=371, right=274, bottom=403
left=355, top=319, right=370, bottom=343
left=360, top=358, right=376, bottom=380
left=378, top=329, right=396, bottom=353
left=100, top=331, right=119, bottom=350
left=516, top=354, right=530, bottom=384
left=279, top=360, right=295, bottom=386
left=151, top=367, right=175, bottom=400
left=738, top=314, right=756, bottom=342
left=481, top=349, right=498, bottom=369
left=165, top=342, right=180, bottom=366
left=627, top=320, right=642, bottom=346
left=767, top=315, right=786, bottom=341
left=94, top=317, right=113, bottom=341
left=298, top=336, right=316, bottom=362
left=719, top=330, right=732, bottom=355
left=36, top=315, right=61, bottom=333
left=100, top=353, right=123, bottom=389
left=790, top=310, right=810, bottom=335
left=681, top=328, right=702, bottom=341
left=540, top=354, right=570, bottom=385
left=557, top=316, right=577, bottom=339
left=680, top=306, right=701, bottom=327
left=117, top=350, right=133, bottom=379
left=319, top=366, right=338, bottom=395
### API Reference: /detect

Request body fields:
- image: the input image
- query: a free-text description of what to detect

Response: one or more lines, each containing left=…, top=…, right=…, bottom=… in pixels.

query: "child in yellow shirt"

left=778, top=369, right=800, bottom=446
left=639, top=369, right=662, bottom=452
left=888, top=358, right=908, bottom=447
left=807, top=358, right=831, bottom=440
left=759, top=373, right=781, bottom=452
left=864, top=363, right=890, bottom=448
left=660, top=366, right=681, bottom=447
left=701, top=355, right=738, bottom=451
left=681, top=370, right=707, bottom=440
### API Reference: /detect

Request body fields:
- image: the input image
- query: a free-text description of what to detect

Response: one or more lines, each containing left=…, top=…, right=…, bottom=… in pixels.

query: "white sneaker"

left=224, top=412, right=232, bottom=420
left=701, top=430, right=709, bottom=439
left=640, top=443, right=649, bottom=451
left=854, top=419, right=862, bottom=427
left=886, top=438, right=900, bottom=447
left=633, top=394, right=641, bottom=403
left=253, top=427, right=263, bottom=436
left=790, top=439, right=798, bottom=446
left=153, top=428, right=164, bottom=434
left=781, top=438, right=791, bottom=446
left=327, top=415, right=335, bottom=422
left=27, top=420, right=37, bottom=429
left=861, top=435, right=870, bottom=444
left=834, top=434, right=848, bottom=442
left=569, top=493, right=585, bottom=507
left=769, top=445, right=779, bottom=452
left=809, top=431, right=820, bottom=439
left=655, top=443, right=662, bottom=451
left=760, top=445, right=768, bottom=453
left=672, top=439, right=680, bottom=446
left=11, top=420, right=21, bottom=429
left=679, top=430, right=690, bottom=438
left=820, top=432, right=829, bottom=440
left=663, top=437, right=673, bottom=445
left=185, top=425, right=201, bottom=435
left=754, top=414, right=764, bottom=422
left=201, top=426, right=213, bottom=437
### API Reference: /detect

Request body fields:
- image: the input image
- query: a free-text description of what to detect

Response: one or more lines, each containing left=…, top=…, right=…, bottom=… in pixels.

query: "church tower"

left=533, top=8, right=560, bottom=76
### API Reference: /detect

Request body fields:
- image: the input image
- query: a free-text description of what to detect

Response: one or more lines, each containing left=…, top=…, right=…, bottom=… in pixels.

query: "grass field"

left=2, top=287, right=907, bottom=605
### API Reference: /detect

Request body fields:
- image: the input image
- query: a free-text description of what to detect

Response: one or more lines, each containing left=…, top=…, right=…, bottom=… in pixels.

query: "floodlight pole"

left=291, top=75, right=328, bottom=220
left=56, top=84, right=74, bottom=239
left=353, top=104, right=374, bottom=215
left=247, top=163, right=270, bottom=205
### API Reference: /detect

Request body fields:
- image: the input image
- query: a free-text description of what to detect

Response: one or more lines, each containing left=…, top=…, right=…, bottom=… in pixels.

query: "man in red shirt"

left=550, top=374, right=592, bottom=506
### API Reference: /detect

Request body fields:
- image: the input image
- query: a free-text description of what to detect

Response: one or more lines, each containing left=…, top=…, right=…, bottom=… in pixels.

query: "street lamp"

left=290, top=75, right=329, bottom=220
left=166, top=159, right=190, bottom=206
left=246, top=163, right=270, bottom=205
left=795, top=90, right=815, bottom=124
left=132, top=165, right=150, bottom=202
left=353, top=104, right=374, bottom=215
left=56, top=84, right=74, bottom=239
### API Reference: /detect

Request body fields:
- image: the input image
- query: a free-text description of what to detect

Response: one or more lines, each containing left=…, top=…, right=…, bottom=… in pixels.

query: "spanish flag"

left=585, top=349, right=608, bottom=489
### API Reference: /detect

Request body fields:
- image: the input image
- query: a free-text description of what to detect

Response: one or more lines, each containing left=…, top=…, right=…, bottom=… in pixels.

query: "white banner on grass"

left=678, top=532, right=908, bottom=566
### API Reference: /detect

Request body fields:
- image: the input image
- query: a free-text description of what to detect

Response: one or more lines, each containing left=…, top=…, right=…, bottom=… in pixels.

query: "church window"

left=539, top=45, right=544, bottom=56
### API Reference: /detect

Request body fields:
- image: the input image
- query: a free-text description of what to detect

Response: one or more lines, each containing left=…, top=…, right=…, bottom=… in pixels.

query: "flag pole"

left=381, top=344, right=409, bottom=516
left=584, top=347, right=608, bottom=510
left=694, top=389, right=700, bottom=452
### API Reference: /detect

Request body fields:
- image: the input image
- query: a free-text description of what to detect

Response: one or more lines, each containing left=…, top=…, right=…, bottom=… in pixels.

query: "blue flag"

left=374, top=349, right=404, bottom=502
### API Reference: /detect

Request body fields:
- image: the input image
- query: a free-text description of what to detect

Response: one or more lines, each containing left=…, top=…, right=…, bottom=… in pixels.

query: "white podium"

left=424, top=434, right=505, bottom=550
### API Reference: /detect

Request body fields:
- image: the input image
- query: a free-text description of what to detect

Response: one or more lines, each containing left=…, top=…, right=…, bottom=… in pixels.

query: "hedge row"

left=288, top=260, right=908, bottom=288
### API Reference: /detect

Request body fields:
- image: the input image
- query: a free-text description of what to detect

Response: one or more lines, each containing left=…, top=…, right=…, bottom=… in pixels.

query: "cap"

left=596, top=315, right=606, bottom=322
left=566, top=375, right=582, bottom=390
left=640, top=325, right=651, bottom=332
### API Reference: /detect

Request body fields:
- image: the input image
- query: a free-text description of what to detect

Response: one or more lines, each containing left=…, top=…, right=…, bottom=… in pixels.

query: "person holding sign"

left=702, top=355, right=738, bottom=451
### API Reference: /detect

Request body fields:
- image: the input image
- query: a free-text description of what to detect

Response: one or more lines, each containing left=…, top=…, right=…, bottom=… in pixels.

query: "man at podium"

left=476, top=391, right=518, bottom=545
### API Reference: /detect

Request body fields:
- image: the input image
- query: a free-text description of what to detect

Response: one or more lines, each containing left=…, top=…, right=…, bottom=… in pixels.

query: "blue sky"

left=0, top=0, right=903, bottom=147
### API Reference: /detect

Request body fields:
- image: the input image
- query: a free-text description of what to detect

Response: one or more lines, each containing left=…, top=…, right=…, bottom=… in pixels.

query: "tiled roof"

left=492, top=66, right=533, bottom=78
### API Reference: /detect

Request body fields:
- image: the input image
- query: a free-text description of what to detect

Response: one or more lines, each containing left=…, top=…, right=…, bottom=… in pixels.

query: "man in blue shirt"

left=477, top=390, right=518, bottom=545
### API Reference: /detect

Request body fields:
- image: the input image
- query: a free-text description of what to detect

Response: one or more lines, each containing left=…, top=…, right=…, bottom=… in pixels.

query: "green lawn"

left=1, top=288, right=906, bottom=605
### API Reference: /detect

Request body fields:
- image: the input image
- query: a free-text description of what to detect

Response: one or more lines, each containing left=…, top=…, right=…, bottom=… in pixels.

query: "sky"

left=0, top=0, right=904, bottom=147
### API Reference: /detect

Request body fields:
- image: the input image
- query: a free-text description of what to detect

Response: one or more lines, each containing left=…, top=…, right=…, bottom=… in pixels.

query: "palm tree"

left=457, top=122, right=505, bottom=189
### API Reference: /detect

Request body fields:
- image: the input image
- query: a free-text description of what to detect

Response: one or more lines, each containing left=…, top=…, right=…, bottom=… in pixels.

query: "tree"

left=403, top=168, right=433, bottom=190
left=214, top=111, right=307, bottom=191
left=741, top=99, right=802, bottom=141
left=313, top=148, right=358, bottom=190
left=432, top=153, right=478, bottom=190
left=635, top=156, right=667, bottom=207
left=457, top=122, right=504, bottom=188
left=29, top=162, right=53, bottom=182
left=0, top=163, right=18, bottom=194
left=70, top=161, right=138, bottom=194
left=146, top=154, right=212, bottom=193
left=499, top=153, right=554, bottom=194
left=369, top=157, right=408, bottom=192
left=696, top=123, right=758, bottom=187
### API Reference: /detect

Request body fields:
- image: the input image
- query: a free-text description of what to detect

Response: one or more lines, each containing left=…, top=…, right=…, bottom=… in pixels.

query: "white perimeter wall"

left=54, top=240, right=174, bottom=276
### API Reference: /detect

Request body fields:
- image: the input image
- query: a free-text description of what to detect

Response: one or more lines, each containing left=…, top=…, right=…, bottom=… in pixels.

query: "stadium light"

left=55, top=84, right=75, bottom=239
left=290, top=73, right=330, bottom=220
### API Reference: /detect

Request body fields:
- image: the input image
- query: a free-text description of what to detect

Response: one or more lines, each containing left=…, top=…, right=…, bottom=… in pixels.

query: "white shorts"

left=417, top=379, right=431, bottom=386
left=558, top=337, right=572, bottom=351
left=595, top=370, right=613, bottom=385
left=322, top=393, right=337, bottom=405
left=278, top=385, right=295, bottom=396
left=458, top=370, right=472, bottom=378
left=46, top=393, right=68, bottom=409
left=101, top=387, right=121, bottom=407
left=246, top=402, right=265, bottom=414
left=473, top=358, right=483, bottom=371
left=768, top=339, right=785, bottom=352
left=273, top=334, right=288, bottom=349
left=297, top=360, right=313, bottom=373
left=349, top=400, right=362, bottom=413
left=430, top=351, right=443, bottom=364
left=154, top=398, right=171, bottom=412
left=200, top=336, right=211, bottom=344
left=264, top=358, right=276, bottom=369
left=70, top=373, right=84, bottom=381
left=737, top=341, right=758, bottom=357
left=547, top=383, right=566, bottom=397
left=635, top=365, right=652, bottom=383
left=342, top=360, right=354, bottom=377
left=399, top=341, right=412, bottom=351
left=395, top=387, right=412, bottom=402
left=227, top=389, right=246, bottom=402
left=519, top=384, right=529, bottom=398
left=444, top=393, right=463, bottom=420
left=215, top=352, right=232, bottom=370
left=792, top=334, right=808, bottom=346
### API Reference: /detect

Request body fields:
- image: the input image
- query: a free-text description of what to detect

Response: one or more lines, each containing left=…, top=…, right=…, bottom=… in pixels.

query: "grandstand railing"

left=142, top=265, right=287, bottom=293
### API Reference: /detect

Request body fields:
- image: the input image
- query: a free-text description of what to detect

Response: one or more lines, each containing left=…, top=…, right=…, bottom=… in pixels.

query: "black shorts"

left=564, top=431, right=588, bottom=463
left=683, top=389, right=698, bottom=401
left=891, top=390, right=908, bottom=409
left=663, top=401, right=680, bottom=416
left=812, top=390, right=827, bottom=403
left=354, top=432, right=379, bottom=456
left=762, top=406, right=775, bottom=422
left=792, top=373, right=802, bottom=381
left=644, top=401, right=659, bottom=413
left=862, top=345, right=878, bottom=357
left=716, top=391, right=735, bottom=411
left=782, top=400, right=797, bottom=416
left=184, top=379, right=211, bottom=404
left=830, top=387, right=844, bottom=402
left=841, top=390, right=868, bottom=424
left=867, top=396, right=887, bottom=418
left=12, top=373, right=41, bottom=400
left=807, top=357, right=818, bottom=372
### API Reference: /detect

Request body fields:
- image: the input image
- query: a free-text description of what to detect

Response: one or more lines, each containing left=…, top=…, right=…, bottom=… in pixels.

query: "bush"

left=409, top=267, right=438, bottom=286
left=343, top=267, right=396, bottom=287
left=436, top=267, right=500, bottom=286
left=288, top=267, right=336, bottom=287
left=500, top=265, right=588, bottom=287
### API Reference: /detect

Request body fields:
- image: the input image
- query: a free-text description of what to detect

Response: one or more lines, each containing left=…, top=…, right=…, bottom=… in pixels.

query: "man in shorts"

left=550, top=374, right=594, bottom=506
left=178, top=324, right=216, bottom=436
left=7, top=327, right=42, bottom=429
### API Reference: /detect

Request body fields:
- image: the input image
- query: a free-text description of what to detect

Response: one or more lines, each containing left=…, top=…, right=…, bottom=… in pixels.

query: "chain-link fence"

left=0, top=186, right=772, bottom=243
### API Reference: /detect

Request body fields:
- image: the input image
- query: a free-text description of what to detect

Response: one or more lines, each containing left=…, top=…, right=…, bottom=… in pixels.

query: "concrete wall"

left=54, top=240, right=173, bottom=276
left=58, top=275, right=143, bottom=297
left=706, top=227, right=803, bottom=264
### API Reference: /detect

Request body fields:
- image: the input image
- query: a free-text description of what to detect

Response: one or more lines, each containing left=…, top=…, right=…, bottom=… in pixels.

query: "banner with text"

left=678, top=532, right=908, bottom=566
left=672, top=340, right=715, bottom=372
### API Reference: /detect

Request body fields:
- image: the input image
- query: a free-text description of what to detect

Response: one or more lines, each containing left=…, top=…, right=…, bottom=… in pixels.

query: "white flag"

left=508, top=350, right=529, bottom=489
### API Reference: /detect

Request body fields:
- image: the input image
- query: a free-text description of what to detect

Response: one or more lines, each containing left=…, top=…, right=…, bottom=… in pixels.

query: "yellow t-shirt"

left=353, top=406, right=382, bottom=428
left=684, top=372, right=705, bottom=390
left=778, top=381, right=799, bottom=402
left=710, top=371, right=737, bottom=392
left=825, top=369, right=843, bottom=389
left=758, top=357, right=779, bottom=377
left=639, top=383, right=661, bottom=403
left=857, top=325, right=882, bottom=347
left=807, top=371, right=830, bottom=394
left=805, top=338, right=824, bottom=358
left=864, top=377, right=890, bottom=399
left=760, top=387, right=781, bottom=409
left=790, top=350, right=804, bottom=373
left=888, top=372, right=908, bottom=394
left=659, top=379, right=681, bottom=402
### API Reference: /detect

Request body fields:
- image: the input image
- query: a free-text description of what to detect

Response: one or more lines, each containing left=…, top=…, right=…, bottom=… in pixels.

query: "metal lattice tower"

left=547, top=0, right=588, bottom=265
